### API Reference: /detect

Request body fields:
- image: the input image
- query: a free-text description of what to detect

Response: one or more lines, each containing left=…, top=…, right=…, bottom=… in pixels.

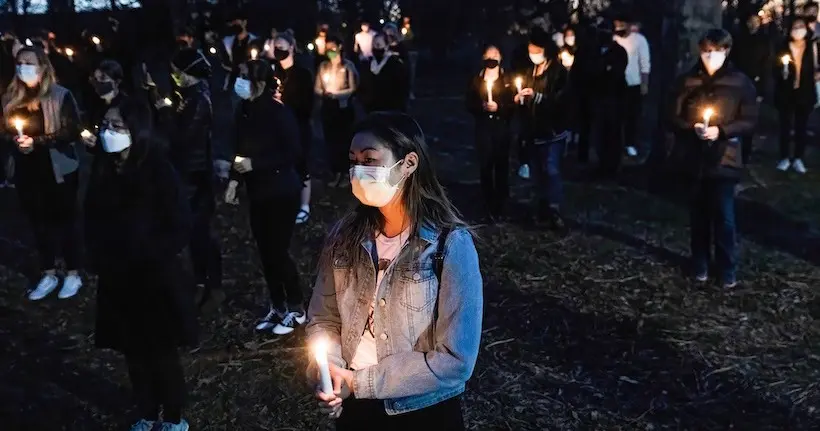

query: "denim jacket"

left=306, top=223, right=483, bottom=415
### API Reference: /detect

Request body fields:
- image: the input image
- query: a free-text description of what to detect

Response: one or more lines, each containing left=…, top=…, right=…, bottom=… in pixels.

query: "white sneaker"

left=626, top=146, right=638, bottom=157
left=58, top=273, right=83, bottom=299
left=159, top=420, right=189, bottom=431
left=255, top=308, right=281, bottom=331
left=792, top=159, right=807, bottom=174
left=776, top=159, right=791, bottom=171
left=130, top=419, right=155, bottom=431
left=272, top=310, right=307, bottom=335
left=29, top=274, right=59, bottom=301
left=518, top=164, right=530, bottom=179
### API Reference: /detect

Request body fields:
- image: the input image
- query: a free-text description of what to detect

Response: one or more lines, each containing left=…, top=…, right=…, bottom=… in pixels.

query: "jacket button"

left=379, top=333, right=388, bottom=340
left=413, top=272, right=421, bottom=281
left=379, top=298, right=386, bottom=307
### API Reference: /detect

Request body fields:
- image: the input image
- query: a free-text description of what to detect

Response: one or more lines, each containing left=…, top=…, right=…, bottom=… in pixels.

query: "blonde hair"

left=3, top=47, right=58, bottom=114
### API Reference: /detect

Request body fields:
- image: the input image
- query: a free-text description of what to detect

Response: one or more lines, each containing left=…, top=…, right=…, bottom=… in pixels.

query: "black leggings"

left=248, top=193, right=303, bottom=311
left=778, top=103, right=812, bottom=160
left=336, top=396, right=464, bottom=431
left=125, top=350, right=186, bottom=423
left=17, top=171, right=82, bottom=271
left=475, top=119, right=510, bottom=215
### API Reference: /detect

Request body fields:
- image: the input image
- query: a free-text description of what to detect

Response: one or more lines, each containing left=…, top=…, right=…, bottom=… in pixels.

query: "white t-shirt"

left=614, top=32, right=651, bottom=87
left=355, top=30, right=376, bottom=59
left=349, top=229, right=410, bottom=370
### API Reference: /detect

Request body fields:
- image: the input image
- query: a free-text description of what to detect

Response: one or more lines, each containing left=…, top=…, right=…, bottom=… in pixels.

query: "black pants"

left=17, top=171, right=81, bottom=271
left=336, top=396, right=464, bottom=431
left=296, top=117, right=312, bottom=181
left=778, top=103, right=812, bottom=160
left=593, top=98, right=625, bottom=177
left=577, top=97, right=593, bottom=163
left=741, top=135, right=753, bottom=165
left=623, top=85, right=643, bottom=148
left=125, top=350, right=186, bottom=423
left=322, top=103, right=355, bottom=175
left=247, top=193, right=303, bottom=311
left=475, top=118, right=510, bottom=216
left=184, top=173, right=222, bottom=293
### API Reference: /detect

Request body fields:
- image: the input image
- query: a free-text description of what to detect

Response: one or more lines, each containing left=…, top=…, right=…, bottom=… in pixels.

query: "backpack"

left=432, top=227, right=452, bottom=321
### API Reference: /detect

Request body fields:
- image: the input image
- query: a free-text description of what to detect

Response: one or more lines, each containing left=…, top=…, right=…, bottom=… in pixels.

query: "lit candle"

left=782, top=54, right=790, bottom=77
left=322, top=72, right=331, bottom=90
left=307, top=42, right=315, bottom=51
left=515, top=77, right=523, bottom=105
left=312, top=338, right=334, bottom=395
left=486, top=79, right=494, bottom=104
left=401, top=27, right=408, bottom=35
left=91, top=36, right=101, bottom=45
left=80, top=129, right=92, bottom=139
left=209, top=46, right=217, bottom=55
left=250, top=48, right=258, bottom=60
left=264, top=44, right=270, bottom=52
left=13, top=118, right=24, bottom=138
left=560, top=51, right=575, bottom=68
left=703, top=107, right=714, bottom=129
left=163, top=97, right=173, bottom=106
left=25, top=38, right=32, bottom=46
left=379, top=19, right=385, bottom=25
left=64, top=47, right=74, bottom=59
left=758, top=10, right=765, bottom=17
left=234, top=155, right=246, bottom=164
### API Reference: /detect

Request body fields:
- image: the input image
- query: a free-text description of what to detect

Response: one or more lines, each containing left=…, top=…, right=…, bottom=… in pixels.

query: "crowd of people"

left=0, top=2, right=816, bottom=430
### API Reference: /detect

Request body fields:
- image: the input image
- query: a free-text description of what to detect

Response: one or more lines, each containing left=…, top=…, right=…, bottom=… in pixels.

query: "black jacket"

left=731, top=29, right=772, bottom=93
left=465, top=68, right=514, bottom=122
left=158, top=80, right=213, bottom=175
left=583, top=40, right=628, bottom=100
left=360, top=54, right=409, bottom=113
left=233, top=92, right=302, bottom=201
left=669, top=63, right=758, bottom=179
left=520, top=60, right=570, bottom=140
left=773, top=40, right=818, bottom=108
left=275, top=63, right=315, bottom=122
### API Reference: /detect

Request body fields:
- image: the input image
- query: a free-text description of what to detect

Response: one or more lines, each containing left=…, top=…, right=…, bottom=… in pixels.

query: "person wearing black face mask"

left=466, top=45, right=513, bottom=221
left=272, top=30, right=316, bottom=225
left=360, top=32, right=409, bottom=113
left=220, top=10, right=258, bottom=90
left=86, top=60, right=126, bottom=140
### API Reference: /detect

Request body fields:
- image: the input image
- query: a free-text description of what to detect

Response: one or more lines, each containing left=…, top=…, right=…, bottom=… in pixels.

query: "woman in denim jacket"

left=306, top=112, right=483, bottom=430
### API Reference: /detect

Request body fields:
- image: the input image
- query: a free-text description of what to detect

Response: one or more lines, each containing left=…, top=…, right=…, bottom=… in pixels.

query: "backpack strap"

left=432, top=227, right=452, bottom=322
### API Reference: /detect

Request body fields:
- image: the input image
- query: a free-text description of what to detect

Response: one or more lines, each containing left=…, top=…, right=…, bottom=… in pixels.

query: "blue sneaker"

left=159, top=419, right=189, bottom=431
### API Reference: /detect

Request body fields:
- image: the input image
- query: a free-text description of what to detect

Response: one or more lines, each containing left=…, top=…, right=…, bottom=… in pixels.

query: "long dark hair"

left=321, top=112, right=468, bottom=268
left=111, top=97, right=160, bottom=172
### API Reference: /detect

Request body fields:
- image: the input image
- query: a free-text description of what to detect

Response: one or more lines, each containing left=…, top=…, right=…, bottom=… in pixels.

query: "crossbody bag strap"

left=432, top=227, right=452, bottom=322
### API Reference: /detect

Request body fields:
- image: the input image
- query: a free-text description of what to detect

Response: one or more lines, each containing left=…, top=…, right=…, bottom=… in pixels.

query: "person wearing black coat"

left=669, top=29, right=758, bottom=289
left=158, top=48, right=224, bottom=312
left=84, top=97, right=196, bottom=430
left=773, top=18, right=818, bottom=174
left=360, top=32, right=409, bottom=113
left=514, top=30, right=570, bottom=230
left=731, top=14, right=772, bottom=164
left=466, top=45, right=514, bottom=221
left=225, top=58, right=305, bottom=335
left=272, top=31, right=316, bottom=225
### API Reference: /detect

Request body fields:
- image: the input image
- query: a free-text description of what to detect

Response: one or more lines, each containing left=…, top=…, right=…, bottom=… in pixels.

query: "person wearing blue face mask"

left=670, top=28, right=757, bottom=289
left=306, top=112, right=482, bottom=430
left=84, top=97, right=196, bottom=431
left=226, top=58, right=305, bottom=335
left=1, top=46, right=84, bottom=301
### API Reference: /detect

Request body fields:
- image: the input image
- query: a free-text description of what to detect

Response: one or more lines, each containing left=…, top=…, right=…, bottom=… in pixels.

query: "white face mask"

left=701, top=51, right=727, bottom=73
left=101, top=129, right=132, bottom=153
left=529, top=53, right=546, bottom=65
left=792, top=28, right=808, bottom=40
left=565, top=36, right=576, bottom=46
left=349, top=160, right=404, bottom=207
left=234, top=78, right=252, bottom=100
left=16, top=64, right=40, bottom=86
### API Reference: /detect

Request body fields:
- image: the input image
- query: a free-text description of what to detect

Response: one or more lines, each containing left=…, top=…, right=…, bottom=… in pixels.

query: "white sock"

left=300, top=204, right=310, bottom=213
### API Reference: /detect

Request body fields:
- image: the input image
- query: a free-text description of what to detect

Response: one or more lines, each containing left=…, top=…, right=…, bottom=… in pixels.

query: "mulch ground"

left=0, top=88, right=818, bottom=430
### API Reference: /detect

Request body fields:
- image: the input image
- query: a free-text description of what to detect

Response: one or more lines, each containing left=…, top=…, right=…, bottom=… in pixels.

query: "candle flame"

left=13, top=117, right=24, bottom=129
left=234, top=155, right=246, bottom=163
left=758, top=10, right=765, bottom=17
left=782, top=55, right=791, bottom=65
left=163, top=97, right=172, bottom=106
left=80, top=129, right=92, bottom=139
left=264, top=44, right=270, bottom=51
left=65, top=47, right=74, bottom=57
left=401, top=27, right=408, bottom=35
left=91, top=36, right=101, bottom=45
left=323, top=73, right=330, bottom=83
left=25, top=38, right=32, bottom=46
left=209, top=47, right=217, bottom=54
left=250, top=48, right=258, bottom=60
left=307, top=42, right=315, bottom=51
left=703, top=107, right=714, bottom=121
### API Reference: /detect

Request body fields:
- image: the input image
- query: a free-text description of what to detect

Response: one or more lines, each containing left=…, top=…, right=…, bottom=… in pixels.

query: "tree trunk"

left=677, top=0, right=722, bottom=73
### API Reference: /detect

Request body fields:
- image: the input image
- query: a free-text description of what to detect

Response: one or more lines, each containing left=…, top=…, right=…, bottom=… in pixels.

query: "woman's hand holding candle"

left=485, top=79, right=494, bottom=104
left=233, top=155, right=253, bottom=173
left=782, top=54, right=790, bottom=77
left=313, top=338, right=353, bottom=419
left=81, top=129, right=96, bottom=147
left=515, top=77, right=524, bottom=105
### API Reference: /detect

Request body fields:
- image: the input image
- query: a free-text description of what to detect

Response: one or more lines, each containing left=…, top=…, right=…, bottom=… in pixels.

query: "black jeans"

left=592, top=98, right=625, bottom=176
left=17, top=171, right=81, bottom=271
left=690, top=178, right=738, bottom=281
left=296, top=117, right=312, bottom=181
left=475, top=118, right=510, bottom=216
left=125, top=349, right=186, bottom=423
left=248, top=193, right=303, bottom=311
left=336, top=396, right=464, bottom=431
left=623, top=85, right=643, bottom=148
left=778, top=103, right=812, bottom=160
left=321, top=102, right=355, bottom=175
left=184, top=172, right=222, bottom=293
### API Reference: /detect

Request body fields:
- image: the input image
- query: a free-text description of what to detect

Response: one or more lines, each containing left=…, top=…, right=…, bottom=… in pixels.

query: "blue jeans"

left=531, top=137, right=565, bottom=207
left=690, top=178, right=737, bottom=282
